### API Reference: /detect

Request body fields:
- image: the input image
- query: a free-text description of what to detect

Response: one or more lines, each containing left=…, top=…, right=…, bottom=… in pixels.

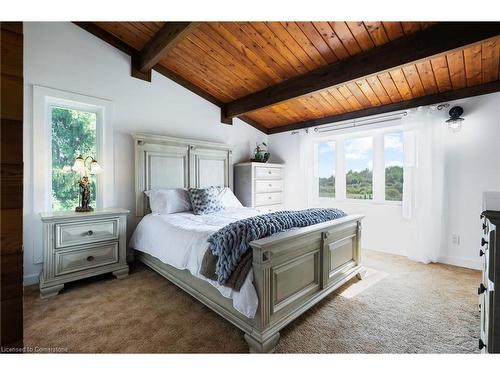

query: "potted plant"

left=252, top=142, right=271, bottom=163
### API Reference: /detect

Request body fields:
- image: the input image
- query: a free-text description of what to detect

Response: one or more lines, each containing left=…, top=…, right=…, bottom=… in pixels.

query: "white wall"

left=23, top=22, right=267, bottom=284
left=269, top=92, right=500, bottom=270
left=440, top=93, right=500, bottom=268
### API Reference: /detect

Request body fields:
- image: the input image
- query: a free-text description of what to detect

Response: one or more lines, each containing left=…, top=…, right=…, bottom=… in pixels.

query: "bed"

left=130, top=132, right=366, bottom=353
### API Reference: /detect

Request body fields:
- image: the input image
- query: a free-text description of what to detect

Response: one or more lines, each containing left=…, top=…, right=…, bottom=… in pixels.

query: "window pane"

left=318, top=142, right=336, bottom=198
left=345, top=137, right=373, bottom=199
left=384, top=132, right=404, bottom=201
left=51, top=107, right=97, bottom=211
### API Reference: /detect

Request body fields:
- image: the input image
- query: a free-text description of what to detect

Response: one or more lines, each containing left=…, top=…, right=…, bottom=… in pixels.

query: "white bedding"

left=129, top=207, right=261, bottom=318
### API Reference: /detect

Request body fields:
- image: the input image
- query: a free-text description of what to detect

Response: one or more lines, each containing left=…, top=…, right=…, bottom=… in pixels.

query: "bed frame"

left=132, top=132, right=366, bottom=353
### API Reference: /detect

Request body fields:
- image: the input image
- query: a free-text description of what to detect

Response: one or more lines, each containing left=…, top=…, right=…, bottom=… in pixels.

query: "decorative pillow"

left=145, top=188, right=192, bottom=214
left=188, top=186, right=223, bottom=215
left=218, top=187, right=243, bottom=208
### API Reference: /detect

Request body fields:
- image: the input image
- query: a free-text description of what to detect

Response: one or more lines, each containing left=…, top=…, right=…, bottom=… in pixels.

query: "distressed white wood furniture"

left=133, top=132, right=232, bottom=216
left=234, top=162, right=284, bottom=214
left=132, top=133, right=365, bottom=353
left=479, top=210, right=500, bottom=353
left=39, top=208, right=130, bottom=298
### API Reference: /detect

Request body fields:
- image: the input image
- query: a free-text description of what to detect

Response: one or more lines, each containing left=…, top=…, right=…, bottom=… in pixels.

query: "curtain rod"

left=291, top=111, right=408, bottom=135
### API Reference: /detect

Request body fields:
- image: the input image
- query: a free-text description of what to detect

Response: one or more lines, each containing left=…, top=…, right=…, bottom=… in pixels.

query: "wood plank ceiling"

left=84, top=22, right=500, bottom=133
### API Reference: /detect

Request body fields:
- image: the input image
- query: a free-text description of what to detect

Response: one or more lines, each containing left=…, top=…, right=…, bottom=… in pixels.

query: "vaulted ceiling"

left=75, top=22, right=500, bottom=134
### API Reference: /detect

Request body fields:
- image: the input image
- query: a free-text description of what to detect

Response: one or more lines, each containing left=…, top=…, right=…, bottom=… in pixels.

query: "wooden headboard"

left=132, top=133, right=233, bottom=216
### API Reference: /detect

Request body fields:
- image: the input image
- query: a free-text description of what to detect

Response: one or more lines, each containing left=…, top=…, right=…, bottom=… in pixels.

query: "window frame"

left=316, top=140, right=337, bottom=199
left=49, top=104, right=99, bottom=211
left=383, top=132, right=404, bottom=203
left=32, top=86, right=114, bottom=215
left=313, top=124, right=404, bottom=206
left=344, top=135, right=374, bottom=201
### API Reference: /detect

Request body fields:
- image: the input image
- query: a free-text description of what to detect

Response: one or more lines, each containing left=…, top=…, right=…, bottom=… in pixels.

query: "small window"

left=51, top=106, right=97, bottom=211
left=384, top=133, right=404, bottom=201
left=318, top=141, right=336, bottom=198
left=345, top=137, right=373, bottom=200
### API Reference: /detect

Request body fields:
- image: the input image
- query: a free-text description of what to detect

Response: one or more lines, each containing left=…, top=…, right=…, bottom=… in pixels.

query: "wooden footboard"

left=135, top=214, right=364, bottom=353
left=246, top=214, right=365, bottom=352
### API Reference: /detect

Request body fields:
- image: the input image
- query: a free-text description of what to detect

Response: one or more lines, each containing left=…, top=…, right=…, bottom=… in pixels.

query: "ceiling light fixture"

left=446, top=106, right=465, bottom=132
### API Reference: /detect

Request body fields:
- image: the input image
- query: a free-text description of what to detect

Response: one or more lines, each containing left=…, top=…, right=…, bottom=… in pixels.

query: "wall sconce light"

left=446, top=106, right=465, bottom=132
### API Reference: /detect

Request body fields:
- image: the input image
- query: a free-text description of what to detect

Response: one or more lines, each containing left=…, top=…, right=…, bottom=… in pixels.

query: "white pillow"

left=145, top=188, right=192, bottom=214
left=218, top=187, right=243, bottom=208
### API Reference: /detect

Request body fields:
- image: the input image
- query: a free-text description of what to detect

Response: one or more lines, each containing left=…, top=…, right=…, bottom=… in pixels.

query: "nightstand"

left=39, top=208, right=130, bottom=298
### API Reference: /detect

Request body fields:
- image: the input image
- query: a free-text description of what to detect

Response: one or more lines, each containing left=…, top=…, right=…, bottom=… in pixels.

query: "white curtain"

left=402, top=107, right=445, bottom=263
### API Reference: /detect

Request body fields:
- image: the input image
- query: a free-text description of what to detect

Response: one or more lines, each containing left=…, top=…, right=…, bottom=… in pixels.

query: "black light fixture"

left=446, top=106, right=465, bottom=132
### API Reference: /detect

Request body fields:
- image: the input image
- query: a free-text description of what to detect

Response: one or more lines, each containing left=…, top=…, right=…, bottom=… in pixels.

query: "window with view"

left=51, top=106, right=97, bottom=211
left=345, top=137, right=373, bottom=200
left=384, top=132, right=404, bottom=201
left=318, top=142, right=336, bottom=198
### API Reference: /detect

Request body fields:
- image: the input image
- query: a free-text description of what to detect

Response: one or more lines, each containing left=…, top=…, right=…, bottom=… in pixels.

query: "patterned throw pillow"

left=188, top=186, right=224, bottom=215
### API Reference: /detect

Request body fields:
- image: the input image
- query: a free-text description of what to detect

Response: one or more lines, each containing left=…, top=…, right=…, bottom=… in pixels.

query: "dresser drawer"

left=255, top=166, right=282, bottom=180
left=255, top=180, right=282, bottom=193
left=256, top=204, right=283, bottom=214
left=55, top=218, right=119, bottom=248
left=55, top=243, right=119, bottom=276
left=255, top=192, right=282, bottom=207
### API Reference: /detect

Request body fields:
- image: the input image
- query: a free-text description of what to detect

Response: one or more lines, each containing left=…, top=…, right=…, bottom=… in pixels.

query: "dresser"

left=39, top=208, right=130, bottom=298
left=234, top=162, right=284, bottom=213
left=479, top=210, right=500, bottom=353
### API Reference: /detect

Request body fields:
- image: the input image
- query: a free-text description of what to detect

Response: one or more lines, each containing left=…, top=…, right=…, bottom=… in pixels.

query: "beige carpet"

left=24, top=250, right=481, bottom=353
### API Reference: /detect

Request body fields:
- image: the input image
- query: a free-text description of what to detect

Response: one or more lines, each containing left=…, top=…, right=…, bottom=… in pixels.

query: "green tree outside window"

left=51, top=107, right=97, bottom=211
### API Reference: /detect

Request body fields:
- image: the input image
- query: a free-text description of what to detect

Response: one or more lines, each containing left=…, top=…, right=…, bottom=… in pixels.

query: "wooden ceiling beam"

left=224, top=22, right=500, bottom=119
left=267, top=80, right=500, bottom=134
left=72, top=22, right=269, bottom=134
left=73, top=22, right=221, bottom=104
left=137, top=22, right=199, bottom=73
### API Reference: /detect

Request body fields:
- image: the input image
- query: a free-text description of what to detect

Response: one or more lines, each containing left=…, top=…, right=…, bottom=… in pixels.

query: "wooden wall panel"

left=0, top=22, right=23, bottom=350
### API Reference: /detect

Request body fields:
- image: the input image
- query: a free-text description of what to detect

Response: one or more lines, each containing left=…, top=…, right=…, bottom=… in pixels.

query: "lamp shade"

left=72, top=155, right=85, bottom=173
left=89, top=159, right=104, bottom=174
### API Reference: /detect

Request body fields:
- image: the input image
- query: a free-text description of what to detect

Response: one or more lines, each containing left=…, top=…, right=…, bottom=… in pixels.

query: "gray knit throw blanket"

left=207, top=208, right=347, bottom=284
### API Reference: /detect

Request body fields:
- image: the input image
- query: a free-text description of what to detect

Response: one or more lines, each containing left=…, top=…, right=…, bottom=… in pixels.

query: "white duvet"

left=129, top=207, right=261, bottom=318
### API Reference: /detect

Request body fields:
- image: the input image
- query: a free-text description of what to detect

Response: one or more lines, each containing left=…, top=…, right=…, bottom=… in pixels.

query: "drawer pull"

left=481, top=238, right=488, bottom=246
left=479, top=339, right=486, bottom=350
left=86, top=255, right=95, bottom=262
left=268, top=196, right=272, bottom=199
left=87, top=230, right=94, bottom=236
left=268, top=183, right=272, bottom=187
left=478, top=283, right=487, bottom=295
left=479, top=249, right=485, bottom=257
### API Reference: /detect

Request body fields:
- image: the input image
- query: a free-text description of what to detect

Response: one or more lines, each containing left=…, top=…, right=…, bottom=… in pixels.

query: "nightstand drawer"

left=255, top=192, right=282, bottom=206
left=255, top=166, right=282, bottom=180
left=255, top=180, right=282, bottom=193
left=55, top=219, right=119, bottom=248
left=55, top=243, right=119, bottom=276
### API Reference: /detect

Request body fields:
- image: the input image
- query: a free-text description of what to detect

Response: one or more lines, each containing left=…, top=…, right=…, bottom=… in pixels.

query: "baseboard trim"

left=24, top=273, right=40, bottom=286
left=437, top=255, right=482, bottom=271
left=363, top=248, right=482, bottom=271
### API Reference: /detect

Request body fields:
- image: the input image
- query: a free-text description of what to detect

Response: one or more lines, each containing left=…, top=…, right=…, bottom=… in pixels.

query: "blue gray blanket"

left=204, top=208, right=347, bottom=287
